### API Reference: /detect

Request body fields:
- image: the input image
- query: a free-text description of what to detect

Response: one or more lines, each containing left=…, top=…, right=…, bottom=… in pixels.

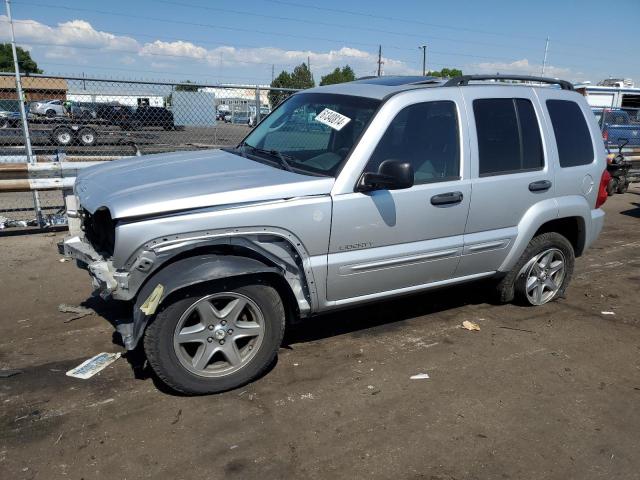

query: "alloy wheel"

left=172, top=292, right=265, bottom=377
left=524, top=248, right=566, bottom=305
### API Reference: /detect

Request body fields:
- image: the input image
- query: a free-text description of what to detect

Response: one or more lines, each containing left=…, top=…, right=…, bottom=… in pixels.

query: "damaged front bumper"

left=63, top=235, right=123, bottom=300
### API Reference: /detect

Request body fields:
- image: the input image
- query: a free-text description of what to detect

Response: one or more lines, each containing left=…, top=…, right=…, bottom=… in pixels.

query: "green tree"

left=0, top=44, right=42, bottom=74
left=320, top=65, right=356, bottom=86
left=426, top=67, right=463, bottom=78
left=175, top=80, right=199, bottom=92
left=268, top=62, right=315, bottom=107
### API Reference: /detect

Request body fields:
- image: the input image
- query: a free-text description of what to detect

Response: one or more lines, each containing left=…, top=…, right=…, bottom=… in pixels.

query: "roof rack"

left=443, top=75, right=574, bottom=91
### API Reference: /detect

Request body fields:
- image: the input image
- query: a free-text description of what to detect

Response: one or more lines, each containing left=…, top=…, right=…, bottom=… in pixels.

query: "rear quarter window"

left=546, top=100, right=594, bottom=168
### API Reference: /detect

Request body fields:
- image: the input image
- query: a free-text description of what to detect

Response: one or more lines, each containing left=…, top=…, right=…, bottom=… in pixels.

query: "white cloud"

left=470, top=58, right=571, bottom=79
left=140, top=40, right=207, bottom=60
left=0, top=16, right=139, bottom=51
left=0, top=15, right=419, bottom=78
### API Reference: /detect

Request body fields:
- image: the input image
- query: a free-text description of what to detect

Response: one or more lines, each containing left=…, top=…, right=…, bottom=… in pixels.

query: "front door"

left=327, top=97, right=471, bottom=302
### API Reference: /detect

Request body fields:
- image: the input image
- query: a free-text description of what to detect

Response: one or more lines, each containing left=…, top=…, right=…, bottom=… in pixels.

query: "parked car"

left=133, top=106, right=175, bottom=130
left=593, top=108, right=640, bottom=147
left=95, top=104, right=174, bottom=130
left=248, top=107, right=271, bottom=127
left=224, top=111, right=251, bottom=125
left=63, top=75, right=608, bottom=395
left=30, top=99, right=65, bottom=117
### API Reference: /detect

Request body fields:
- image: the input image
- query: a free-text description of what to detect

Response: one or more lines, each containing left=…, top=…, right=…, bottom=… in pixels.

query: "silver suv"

left=63, top=75, right=609, bottom=394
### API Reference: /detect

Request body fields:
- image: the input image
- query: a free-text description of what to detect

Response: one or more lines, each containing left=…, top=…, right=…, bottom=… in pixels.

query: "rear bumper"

left=586, top=208, right=605, bottom=251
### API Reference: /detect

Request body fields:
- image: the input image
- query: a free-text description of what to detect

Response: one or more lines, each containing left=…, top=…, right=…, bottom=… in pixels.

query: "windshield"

left=239, top=93, right=380, bottom=176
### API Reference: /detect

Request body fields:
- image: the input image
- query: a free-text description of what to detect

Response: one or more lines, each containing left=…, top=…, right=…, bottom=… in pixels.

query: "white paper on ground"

left=66, top=352, right=121, bottom=379
left=410, top=373, right=430, bottom=380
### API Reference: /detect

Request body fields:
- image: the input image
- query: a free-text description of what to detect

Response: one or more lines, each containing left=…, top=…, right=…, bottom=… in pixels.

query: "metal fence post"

left=255, top=86, right=261, bottom=124
left=5, top=0, right=43, bottom=227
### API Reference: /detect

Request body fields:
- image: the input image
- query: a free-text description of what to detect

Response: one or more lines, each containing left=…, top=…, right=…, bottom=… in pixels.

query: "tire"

left=77, top=127, right=97, bottom=146
left=496, top=232, right=575, bottom=306
left=0, top=118, right=8, bottom=129
left=52, top=126, right=73, bottom=146
left=45, top=109, right=56, bottom=118
left=606, top=177, right=617, bottom=196
left=616, top=176, right=629, bottom=194
left=144, top=280, right=285, bottom=395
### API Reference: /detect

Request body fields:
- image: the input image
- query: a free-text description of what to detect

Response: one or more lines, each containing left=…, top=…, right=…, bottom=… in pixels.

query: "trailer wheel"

left=78, top=127, right=97, bottom=147
left=53, top=126, right=74, bottom=147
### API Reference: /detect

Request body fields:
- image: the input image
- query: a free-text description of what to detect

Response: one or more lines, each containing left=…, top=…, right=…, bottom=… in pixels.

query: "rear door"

left=456, top=87, right=555, bottom=276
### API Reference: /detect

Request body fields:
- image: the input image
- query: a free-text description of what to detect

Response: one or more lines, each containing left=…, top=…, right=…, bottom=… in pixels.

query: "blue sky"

left=2, top=0, right=638, bottom=85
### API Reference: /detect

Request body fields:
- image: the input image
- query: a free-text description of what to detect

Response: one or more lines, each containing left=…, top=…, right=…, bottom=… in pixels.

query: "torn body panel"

left=120, top=254, right=280, bottom=350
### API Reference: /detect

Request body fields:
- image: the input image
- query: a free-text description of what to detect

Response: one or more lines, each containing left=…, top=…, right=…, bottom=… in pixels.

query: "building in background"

left=0, top=76, right=68, bottom=102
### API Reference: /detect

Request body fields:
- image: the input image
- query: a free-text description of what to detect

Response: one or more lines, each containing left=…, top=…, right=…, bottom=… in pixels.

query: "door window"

left=473, top=98, right=544, bottom=176
left=366, top=101, right=460, bottom=184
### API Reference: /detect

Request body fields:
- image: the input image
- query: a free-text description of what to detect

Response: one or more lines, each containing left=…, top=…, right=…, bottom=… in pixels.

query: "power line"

left=11, top=1, right=550, bottom=55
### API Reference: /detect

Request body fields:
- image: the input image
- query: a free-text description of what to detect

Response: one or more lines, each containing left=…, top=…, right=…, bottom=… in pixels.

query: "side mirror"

left=357, top=159, right=414, bottom=192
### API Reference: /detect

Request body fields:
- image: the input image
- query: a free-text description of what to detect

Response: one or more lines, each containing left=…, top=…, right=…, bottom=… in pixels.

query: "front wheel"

left=496, top=232, right=575, bottom=306
left=144, top=281, right=285, bottom=395
left=52, top=126, right=73, bottom=146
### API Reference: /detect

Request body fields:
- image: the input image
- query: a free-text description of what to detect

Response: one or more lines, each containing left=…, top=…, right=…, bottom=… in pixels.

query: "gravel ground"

left=0, top=187, right=639, bottom=480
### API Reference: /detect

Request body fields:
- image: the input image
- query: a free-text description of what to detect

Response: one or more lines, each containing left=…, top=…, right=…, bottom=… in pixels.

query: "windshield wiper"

left=239, top=142, right=294, bottom=173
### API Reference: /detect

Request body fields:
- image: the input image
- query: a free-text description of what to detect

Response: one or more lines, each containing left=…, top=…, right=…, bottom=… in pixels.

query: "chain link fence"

left=0, top=73, right=298, bottom=229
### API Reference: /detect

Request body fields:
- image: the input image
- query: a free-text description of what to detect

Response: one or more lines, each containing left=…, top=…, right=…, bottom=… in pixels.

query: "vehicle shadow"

left=80, top=278, right=497, bottom=396
left=284, top=279, right=496, bottom=346
left=620, top=202, right=640, bottom=218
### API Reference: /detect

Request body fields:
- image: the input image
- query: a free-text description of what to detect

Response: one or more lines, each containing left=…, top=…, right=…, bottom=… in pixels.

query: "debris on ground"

left=410, top=373, right=430, bottom=380
left=66, top=352, right=121, bottom=379
left=462, top=320, right=481, bottom=331
left=601, top=311, right=616, bottom=315
left=0, top=216, right=28, bottom=229
left=0, top=369, right=22, bottom=378
left=498, top=326, right=536, bottom=334
left=58, top=303, right=93, bottom=322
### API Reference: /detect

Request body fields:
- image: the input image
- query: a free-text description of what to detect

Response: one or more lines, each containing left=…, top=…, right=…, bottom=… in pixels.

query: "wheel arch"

left=119, top=253, right=297, bottom=351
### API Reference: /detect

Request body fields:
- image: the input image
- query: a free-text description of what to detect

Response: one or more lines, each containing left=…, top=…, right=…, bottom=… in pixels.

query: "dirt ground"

left=1, top=187, right=639, bottom=480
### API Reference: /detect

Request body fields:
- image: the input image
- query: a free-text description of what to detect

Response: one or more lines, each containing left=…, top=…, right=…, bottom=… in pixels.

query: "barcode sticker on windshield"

left=314, top=108, right=351, bottom=131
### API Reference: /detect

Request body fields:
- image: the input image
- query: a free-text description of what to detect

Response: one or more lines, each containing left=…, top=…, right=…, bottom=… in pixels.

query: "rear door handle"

left=430, top=191, right=463, bottom=206
left=529, top=180, right=552, bottom=192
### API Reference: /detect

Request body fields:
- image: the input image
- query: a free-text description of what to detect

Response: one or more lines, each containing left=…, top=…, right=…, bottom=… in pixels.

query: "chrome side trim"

left=345, top=248, right=459, bottom=274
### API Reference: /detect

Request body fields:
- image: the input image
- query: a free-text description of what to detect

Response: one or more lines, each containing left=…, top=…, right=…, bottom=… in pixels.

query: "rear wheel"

left=78, top=127, right=97, bottom=146
left=496, top=232, right=574, bottom=306
left=144, top=281, right=285, bottom=395
left=607, top=177, right=617, bottom=196
left=616, top=176, right=629, bottom=194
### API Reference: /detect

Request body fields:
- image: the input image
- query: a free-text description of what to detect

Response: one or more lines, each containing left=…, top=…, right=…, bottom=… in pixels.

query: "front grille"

left=82, top=208, right=115, bottom=257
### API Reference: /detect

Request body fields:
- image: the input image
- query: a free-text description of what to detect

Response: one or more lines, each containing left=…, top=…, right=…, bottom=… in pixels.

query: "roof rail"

left=443, top=75, right=574, bottom=90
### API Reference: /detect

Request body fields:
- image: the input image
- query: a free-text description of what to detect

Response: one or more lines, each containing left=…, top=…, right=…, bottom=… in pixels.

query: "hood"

left=75, top=149, right=334, bottom=219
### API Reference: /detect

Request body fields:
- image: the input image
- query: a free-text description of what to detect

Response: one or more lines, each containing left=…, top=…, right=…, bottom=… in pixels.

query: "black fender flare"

left=118, top=254, right=280, bottom=350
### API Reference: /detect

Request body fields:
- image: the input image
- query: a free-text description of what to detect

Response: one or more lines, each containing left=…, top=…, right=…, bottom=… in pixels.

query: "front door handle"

left=529, top=180, right=552, bottom=192
left=430, top=191, right=463, bottom=206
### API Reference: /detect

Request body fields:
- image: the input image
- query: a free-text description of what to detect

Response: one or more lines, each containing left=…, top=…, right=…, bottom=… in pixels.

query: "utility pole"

left=541, top=37, right=549, bottom=76
left=4, top=0, right=42, bottom=226
left=271, top=64, right=274, bottom=82
left=419, top=45, right=427, bottom=76
left=377, top=45, right=383, bottom=77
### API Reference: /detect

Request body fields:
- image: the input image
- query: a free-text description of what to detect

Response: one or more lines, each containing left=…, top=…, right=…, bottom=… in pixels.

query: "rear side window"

left=473, top=98, right=544, bottom=176
left=367, top=101, right=460, bottom=184
left=546, top=100, right=594, bottom=167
